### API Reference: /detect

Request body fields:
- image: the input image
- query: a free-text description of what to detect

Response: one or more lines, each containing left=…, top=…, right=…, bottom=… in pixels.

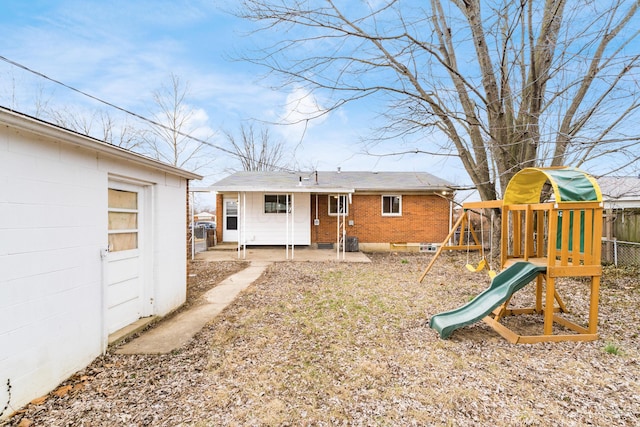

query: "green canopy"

left=503, top=167, right=602, bottom=205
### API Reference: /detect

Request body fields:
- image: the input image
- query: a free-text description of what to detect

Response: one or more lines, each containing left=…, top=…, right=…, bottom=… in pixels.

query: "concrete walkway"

left=116, top=261, right=271, bottom=354
left=115, top=248, right=370, bottom=354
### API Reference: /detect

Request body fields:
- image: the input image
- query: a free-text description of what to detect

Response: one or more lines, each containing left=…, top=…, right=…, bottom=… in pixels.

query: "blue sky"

left=0, top=0, right=467, bottom=191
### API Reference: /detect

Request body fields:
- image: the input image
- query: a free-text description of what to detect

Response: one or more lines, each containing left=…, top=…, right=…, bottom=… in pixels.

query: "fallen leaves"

left=52, top=386, right=72, bottom=398
left=5, top=254, right=640, bottom=426
left=27, top=396, right=46, bottom=406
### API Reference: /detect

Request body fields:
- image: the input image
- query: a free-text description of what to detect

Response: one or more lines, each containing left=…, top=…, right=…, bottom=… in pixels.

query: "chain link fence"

left=601, top=238, right=640, bottom=266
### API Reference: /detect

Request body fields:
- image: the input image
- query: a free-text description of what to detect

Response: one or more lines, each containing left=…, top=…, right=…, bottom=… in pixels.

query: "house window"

left=328, top=195, right=348, bottom=216
left=108, top=188, right=138, bottom=251
left=264, top=194, right=290, bottom=213
left=382, top=195, right=402, bottom=216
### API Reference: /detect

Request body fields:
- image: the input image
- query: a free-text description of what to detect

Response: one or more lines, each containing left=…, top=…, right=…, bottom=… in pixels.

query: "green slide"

left=429, top=262, right=547, bottom=339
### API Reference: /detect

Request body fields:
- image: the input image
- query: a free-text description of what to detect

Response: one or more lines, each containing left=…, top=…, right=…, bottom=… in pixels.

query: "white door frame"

left=223, top=196, right=239, bottom=242
left=105, top=178, right=153, bottom=337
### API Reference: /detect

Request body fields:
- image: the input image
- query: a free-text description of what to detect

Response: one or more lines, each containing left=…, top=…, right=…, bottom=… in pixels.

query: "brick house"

left=211, top=171, right=454, bottom=253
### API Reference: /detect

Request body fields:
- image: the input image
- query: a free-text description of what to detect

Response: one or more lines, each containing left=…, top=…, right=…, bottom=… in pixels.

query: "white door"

left=106, top=182, right=144, bottom=334
left=223, top=197, right=238, bottom=242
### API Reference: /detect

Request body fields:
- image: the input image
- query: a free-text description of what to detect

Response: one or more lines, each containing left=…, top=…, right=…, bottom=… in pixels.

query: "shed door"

left=106, top=183, right=144, bottom=334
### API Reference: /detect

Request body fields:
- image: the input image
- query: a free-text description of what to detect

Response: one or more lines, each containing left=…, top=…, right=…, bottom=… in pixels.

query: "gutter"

left=0, top=107, right=202, bottom=180
left=213, top=186, right=355, bottom=194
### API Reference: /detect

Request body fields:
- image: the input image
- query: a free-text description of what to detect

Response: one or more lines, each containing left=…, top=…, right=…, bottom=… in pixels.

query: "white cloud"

left=281, top=87, right=328, bottom=125
left=0, top=0, right=471, bottom=184
left=273, top=87, right=330, bottom=143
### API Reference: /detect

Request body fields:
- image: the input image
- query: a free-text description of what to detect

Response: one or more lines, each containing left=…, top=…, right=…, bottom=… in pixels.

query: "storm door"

left=223, top=197, right=238, bottom=242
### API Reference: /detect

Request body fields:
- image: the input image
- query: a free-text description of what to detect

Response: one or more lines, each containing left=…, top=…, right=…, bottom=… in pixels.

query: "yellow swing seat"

left=466, top=258, right=497, bottom=278
left=465, top=258, right=487, bottom=272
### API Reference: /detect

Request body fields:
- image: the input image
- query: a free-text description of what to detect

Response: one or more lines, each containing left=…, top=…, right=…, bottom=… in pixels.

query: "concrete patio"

left=196, top=243, right=372, bottom=263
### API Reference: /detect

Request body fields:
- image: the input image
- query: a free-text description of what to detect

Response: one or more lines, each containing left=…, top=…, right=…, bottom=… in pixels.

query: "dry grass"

left=6, top=253, right=639, bottom=426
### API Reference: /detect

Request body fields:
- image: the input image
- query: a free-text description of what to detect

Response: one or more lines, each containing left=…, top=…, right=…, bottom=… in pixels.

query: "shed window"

left=382, top=195, right=402, bottom=216
left=108, top=188, right=138, bottom=251
left=265, top=194, right=290, bottom=213
left=329, top=195, right=348, bottom=216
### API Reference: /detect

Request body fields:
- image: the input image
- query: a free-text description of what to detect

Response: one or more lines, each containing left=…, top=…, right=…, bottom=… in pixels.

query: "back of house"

left=211, top=170, right=454, bottom=252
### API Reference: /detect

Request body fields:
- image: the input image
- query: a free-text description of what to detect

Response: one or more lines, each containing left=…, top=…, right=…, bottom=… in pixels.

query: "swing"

left=465, top=258, right=487, bottom=272
left=487, top=212, right=497, bottom=278
left=465, top=210, right=497, bottom=278
left=464, top=212, right=485, bottom=272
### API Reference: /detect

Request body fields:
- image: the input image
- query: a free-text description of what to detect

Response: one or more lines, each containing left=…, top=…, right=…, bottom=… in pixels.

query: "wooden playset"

left=424, top=167, right=604, bottom=343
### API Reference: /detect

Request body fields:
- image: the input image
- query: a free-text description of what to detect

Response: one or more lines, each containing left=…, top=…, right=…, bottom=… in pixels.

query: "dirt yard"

left=5, top=253, right=639, bottom=426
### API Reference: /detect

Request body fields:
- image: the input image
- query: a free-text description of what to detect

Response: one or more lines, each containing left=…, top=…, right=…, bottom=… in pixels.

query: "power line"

left=0, top=54, right=287, bottom=169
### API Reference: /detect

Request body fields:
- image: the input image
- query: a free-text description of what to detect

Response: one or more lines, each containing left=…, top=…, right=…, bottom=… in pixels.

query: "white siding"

left=0, top=123, right=190, bottom=416
left=240, top=192, right=311, bottom=245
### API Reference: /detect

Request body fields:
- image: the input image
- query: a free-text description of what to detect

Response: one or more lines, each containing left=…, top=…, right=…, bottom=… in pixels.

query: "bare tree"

left=146, top=73, right=214, bottom=171
left=98, top=111, right=150, bottom=152
left=1, top=68, right=212, bottom=169
left=45, top=106, right=149, bottom=151
left=224, top=124, right=289, bottom=171
left=237, top=0, right=640, bottom=201
left=46, top=106, right=96, bottom=136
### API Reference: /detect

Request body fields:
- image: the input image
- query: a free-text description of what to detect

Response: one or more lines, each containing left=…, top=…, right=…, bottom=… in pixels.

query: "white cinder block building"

left=0, top=107, right=201, bottom=417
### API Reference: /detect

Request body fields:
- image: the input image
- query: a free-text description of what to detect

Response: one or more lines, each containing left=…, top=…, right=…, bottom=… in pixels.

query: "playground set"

left=423, top=167, right=604, bottom=344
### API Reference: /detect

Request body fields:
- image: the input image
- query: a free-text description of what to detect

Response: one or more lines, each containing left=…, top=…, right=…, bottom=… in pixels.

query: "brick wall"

left=214, top=192, right=451, bottom=246
left=311, top=193, right=450, bottom=244
left=215, top=193, right=224, bottom=243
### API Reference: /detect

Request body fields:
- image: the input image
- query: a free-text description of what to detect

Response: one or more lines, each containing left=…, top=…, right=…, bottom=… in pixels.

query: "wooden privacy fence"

left=604, top=208, right=640, bottom=242
left=602, top=208, right=640, bottom=266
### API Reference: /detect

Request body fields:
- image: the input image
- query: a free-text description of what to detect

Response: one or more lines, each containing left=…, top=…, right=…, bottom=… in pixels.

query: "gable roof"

left=211, top=171, right=453, bottom=194
left=598, top=176, right=640, bottom=208
left=0, top=107, right=202, bottom=180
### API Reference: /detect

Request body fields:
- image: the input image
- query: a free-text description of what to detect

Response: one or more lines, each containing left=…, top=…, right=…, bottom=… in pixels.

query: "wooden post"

left=525, top=205, right=534, bottom=259
left=418, top=213, right=467, bottom=283
left=544, top=276, right=556, bottom=335
left=513, top=210, right=522, bottom=257
left=501, top=206, right=510, bottom=267
left=589, top=276, right=601, bottom=334
left=536, top=209, right=545, bottom=258
left=535, top=274, right=543, bottom=313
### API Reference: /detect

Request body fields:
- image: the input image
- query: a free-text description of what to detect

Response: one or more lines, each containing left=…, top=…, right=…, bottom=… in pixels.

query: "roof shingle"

left=211, top=171, right=453, bottom=193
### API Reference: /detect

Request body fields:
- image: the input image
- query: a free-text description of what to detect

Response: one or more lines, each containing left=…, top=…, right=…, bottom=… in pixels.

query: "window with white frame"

left=108, top=188, right=138, bottom=251
left=328, top=195, right=348, bottom=215
left=264, top=194, right=290, bottom=213
left=382, top=195, right=402, bottom=216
